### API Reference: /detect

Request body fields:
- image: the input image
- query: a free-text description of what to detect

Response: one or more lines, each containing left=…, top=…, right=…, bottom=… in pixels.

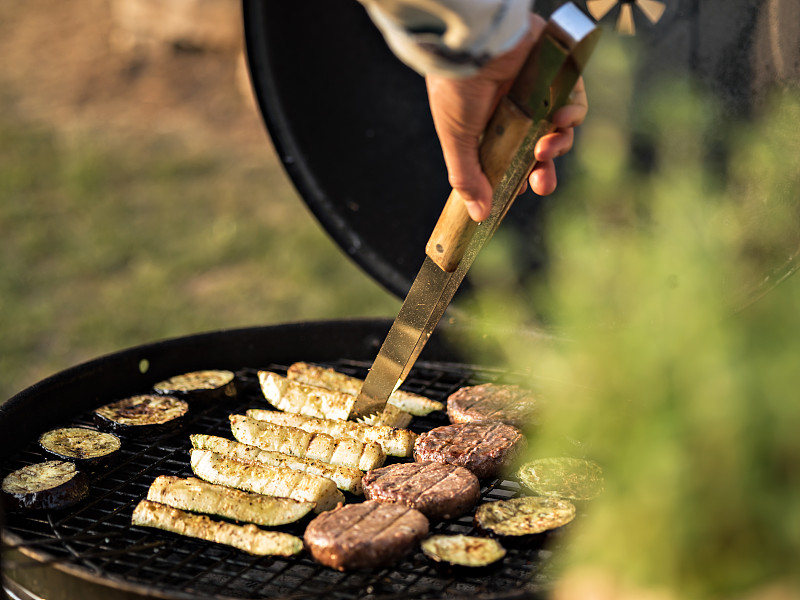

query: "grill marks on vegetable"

left=94, top=394, right=189, bottom=437
left=5, top=360, right=602, bottom=579
left=2, top=460, right=89, bottom=511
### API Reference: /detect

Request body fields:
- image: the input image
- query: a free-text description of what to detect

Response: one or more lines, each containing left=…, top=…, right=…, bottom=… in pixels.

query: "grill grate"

left=3, top=359, right=562, bottom=600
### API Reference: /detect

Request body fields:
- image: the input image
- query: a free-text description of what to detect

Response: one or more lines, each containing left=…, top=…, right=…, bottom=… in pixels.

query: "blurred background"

left=0, top=0, right=400, bottom=401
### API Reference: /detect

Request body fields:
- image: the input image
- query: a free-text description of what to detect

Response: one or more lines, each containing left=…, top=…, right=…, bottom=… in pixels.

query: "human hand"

left=425, top=14, right=588, bottom=222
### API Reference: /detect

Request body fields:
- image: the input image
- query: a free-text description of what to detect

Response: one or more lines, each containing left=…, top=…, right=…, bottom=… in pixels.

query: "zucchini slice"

left=94, top=394, right=189, bottom=438
left=39, top=427, right=121, bottom=471
left=153, top=370, right=236, bottom=402
left=421, top=534, right=506, bottom=567
left=474, top=496, right=576, bottom=536
left=2, top=460, right=89, bottom=511
left=517, top=457, right=604, bottom=501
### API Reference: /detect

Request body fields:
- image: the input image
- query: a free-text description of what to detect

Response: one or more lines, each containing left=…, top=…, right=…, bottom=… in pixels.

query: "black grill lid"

left=242, top=0, right=799, bottom=301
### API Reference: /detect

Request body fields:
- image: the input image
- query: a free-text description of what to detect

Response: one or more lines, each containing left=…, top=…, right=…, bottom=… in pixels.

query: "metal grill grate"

left=3, top=359, right=561, bottom=600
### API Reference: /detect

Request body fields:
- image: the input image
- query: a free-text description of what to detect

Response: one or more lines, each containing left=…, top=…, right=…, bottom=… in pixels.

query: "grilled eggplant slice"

left=287, top=362, right=443, bottom=416
left=258, top=371, right=412, bottom=427
left=132, top=499, right=303, bottom=556
left=190, top=449, right=344, bottom=512
left=229, top=414, right=385, bottom=471
left=153, top=370, right=236, bottom=402
left=421, top=534, right=506, bottom=567
left=39, top=427, right=121, bottom=471
left=2, top=460, right=89, bottom=511
left=146, top=475, right=314, bottom=526
left=94, top=394, right=189, bottom=438
left=474, top=496, right=576, bottom=536
left=191, top=434, right=364, bottom=495
left=517, top=457, right=604, bottom=501
left=246, top=409, right=417, bottom=458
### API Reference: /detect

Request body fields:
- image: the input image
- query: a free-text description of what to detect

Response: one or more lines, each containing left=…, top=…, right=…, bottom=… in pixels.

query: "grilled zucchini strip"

left=190, top=449, right=343, bottom=512
left=191, top=434, right=364, bottom=495
left=229, top=414, right=385, bottom=471
left=132, top=499, right=303, bottom=556
left=259, top=370, right=353, bottom=419
left=257, top=371, right=413, bottom=427
left=146, top=475, right=314, bottom=525
left=287, top=362, right=444, bottom=416
left=246, top=409, right=417, bottom=458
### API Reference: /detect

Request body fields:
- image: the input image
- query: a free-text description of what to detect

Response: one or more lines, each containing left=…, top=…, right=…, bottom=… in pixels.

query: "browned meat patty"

left=413, top=422, right=526, bottom=479
left=447, top=383, right=538, bottom=429
left=304, top=501, right=429, bottom=571
left=363, top=461, right=480, bottom=520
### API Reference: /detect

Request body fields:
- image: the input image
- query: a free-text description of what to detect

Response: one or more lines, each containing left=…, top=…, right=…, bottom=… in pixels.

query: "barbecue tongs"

left=352, top=3, right=601, bottom=419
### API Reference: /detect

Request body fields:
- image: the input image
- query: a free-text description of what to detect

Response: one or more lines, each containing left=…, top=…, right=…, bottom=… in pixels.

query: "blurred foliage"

left=462, top=36, right=800, bottom=599
left=0, top=111, right=398, bottom=401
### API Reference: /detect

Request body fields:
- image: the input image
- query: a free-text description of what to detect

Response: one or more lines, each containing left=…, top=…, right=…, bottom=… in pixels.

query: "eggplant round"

left=421, top=534, right=506, bottom=568
left=94, top=394, right=189, bottom=439
left=39, top=427, right=122, bottom=471
left=2, top=460, right=89, bottom=511
left=153, top=370, right=237, bottom=402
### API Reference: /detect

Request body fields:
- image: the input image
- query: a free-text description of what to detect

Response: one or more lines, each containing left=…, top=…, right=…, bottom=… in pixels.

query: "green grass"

left=0, top=115, right=398, bottom=400
left=457, top=39, right=800, bottom=598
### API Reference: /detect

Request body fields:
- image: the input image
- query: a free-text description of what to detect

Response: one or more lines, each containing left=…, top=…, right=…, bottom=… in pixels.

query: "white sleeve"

left=359, top=0, right=533, bottom=77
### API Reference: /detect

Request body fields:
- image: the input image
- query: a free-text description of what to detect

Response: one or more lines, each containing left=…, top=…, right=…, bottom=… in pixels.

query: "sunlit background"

left=0, top=0, right=399, bottom=401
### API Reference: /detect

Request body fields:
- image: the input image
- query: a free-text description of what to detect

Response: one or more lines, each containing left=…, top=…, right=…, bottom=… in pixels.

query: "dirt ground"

left=0, top=0, right=268, bottom=157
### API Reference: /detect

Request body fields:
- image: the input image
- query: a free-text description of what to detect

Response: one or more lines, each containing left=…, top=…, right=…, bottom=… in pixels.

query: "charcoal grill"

left=1, top=319, right=560, bottom=600
left=5, top=0, right=799, bottom=598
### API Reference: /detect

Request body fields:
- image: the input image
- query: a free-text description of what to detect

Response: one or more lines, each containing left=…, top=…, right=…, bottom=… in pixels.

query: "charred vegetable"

left=2, top=460, right=89, bottom=511
left=474, top=496, right=576, bottom=536
left=421, top=534, right=506, bottom=567
left=94, top=394, right=189, bottom=438
left=153, top=370, right=236, bottom=402
left=39, top=427, right=121, bottom=471
left=517, top=457, right=604, bottom=501
left=146, top=475, right=314, bottom=526
left=132, top=499, right=303, bottom=556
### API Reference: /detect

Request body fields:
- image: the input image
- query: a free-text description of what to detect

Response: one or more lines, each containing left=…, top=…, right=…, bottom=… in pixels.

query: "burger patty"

left=304, top=501, right=429, bottom=571
left=447, top=383, right=538, bottom=429
left=413, top=422, right=526, bottom=479
left=362, top=461, right=480, bottom=520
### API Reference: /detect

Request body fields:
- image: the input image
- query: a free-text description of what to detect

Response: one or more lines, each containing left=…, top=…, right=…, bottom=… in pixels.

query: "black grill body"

left=2, top=319, right=559, bottom=600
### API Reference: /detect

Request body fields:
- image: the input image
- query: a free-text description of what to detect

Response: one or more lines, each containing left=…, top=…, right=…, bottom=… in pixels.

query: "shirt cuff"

left=360, top=0, right=533, bottom=77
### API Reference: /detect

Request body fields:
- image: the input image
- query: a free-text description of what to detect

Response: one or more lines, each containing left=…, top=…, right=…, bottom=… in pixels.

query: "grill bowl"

left=2, top=319, right=560, bottom=600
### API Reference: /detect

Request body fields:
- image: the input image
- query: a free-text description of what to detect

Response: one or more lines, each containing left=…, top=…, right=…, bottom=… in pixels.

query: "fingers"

left=553, top=77, right=588, bottom=129
left=529, top=160, right=557, bottom=196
